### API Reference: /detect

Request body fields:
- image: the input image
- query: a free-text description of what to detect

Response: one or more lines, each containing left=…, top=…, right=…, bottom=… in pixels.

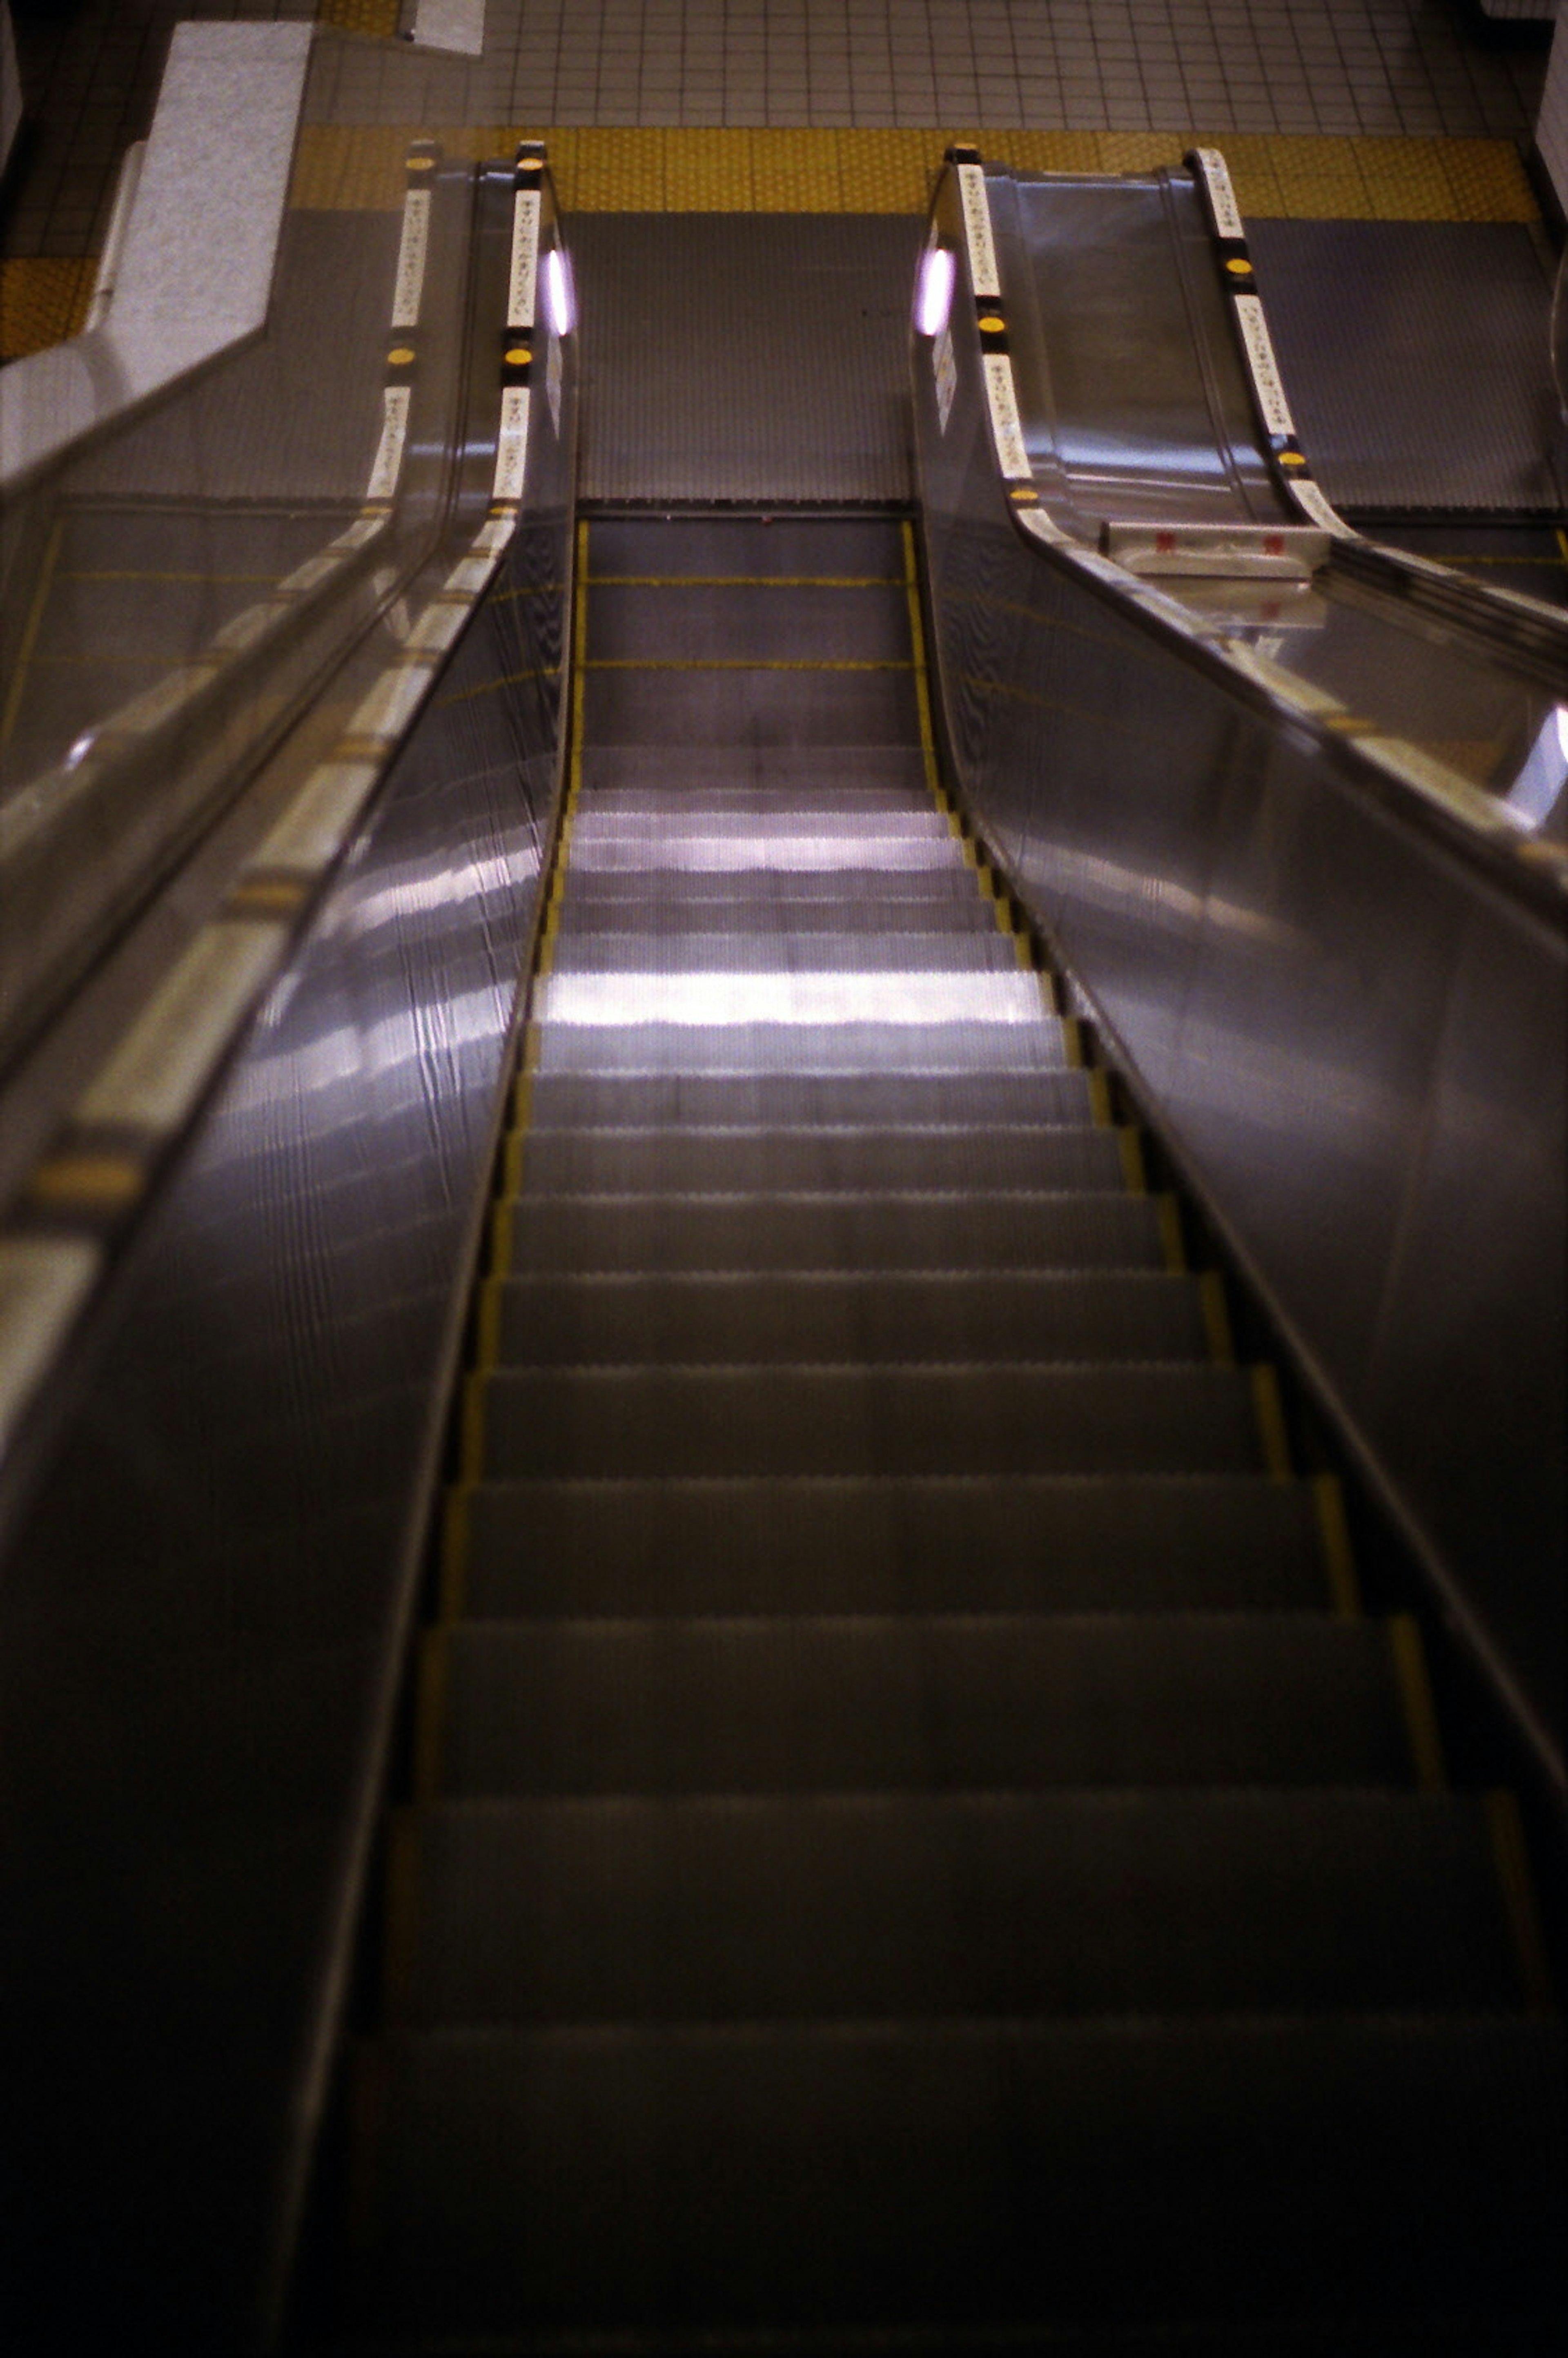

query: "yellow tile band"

left=0, top=257, right=97, bottom=360
left=289, top=125, right=1538, bottom=223
left=316, top=0, right=400, bottom=35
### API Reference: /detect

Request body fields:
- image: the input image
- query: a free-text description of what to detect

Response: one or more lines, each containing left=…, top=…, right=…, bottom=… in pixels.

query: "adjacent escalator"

left=325, top=510, right=1562, bottom=2349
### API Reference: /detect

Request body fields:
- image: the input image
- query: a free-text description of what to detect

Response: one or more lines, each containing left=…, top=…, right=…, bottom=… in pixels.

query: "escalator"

left=323, top=510, right=1562, bottom=2347
left=0, top=114, right=1564, bottom=2353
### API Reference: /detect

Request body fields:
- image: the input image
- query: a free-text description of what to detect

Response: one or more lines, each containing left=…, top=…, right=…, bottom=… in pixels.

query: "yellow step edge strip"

left=1198, top=1270, right=1235, bottom=1366
left=1249, top=1361, right=1293, bottom=1478
left=1388, top=1611, right=1448, bottom=1792
left=443, top=515, right=589, bottom=1615
left=1485, top=1788, right=1557, bottom=2014
left=1312, top=1473, right=1362, bottom=1618
left=289, top=127, right=1538, bottom=225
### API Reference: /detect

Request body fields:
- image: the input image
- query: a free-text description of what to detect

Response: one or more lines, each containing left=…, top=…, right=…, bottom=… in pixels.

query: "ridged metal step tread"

left=521, top=1074, right=1098, bottom=1129
left=473, top=1364, right=1263, bottom=1479
left=587, top=580, right=915, bottom=664
left=551, top=893, right=1003, bottom=938
left=564, top=833, right=961, bottom=876
left=578, top=783, right=947, bottom=816
left=499, top=1194, right=1166, bottom=1277
left=509, top=1126, right=1120, bottom=1195
left=337, top=2017, right=1568, bottom=2334
left=588, top=515, right=909, bottom=580
left=430, top=1614, right=1413, bottom=1796
left=567, top=809, right=954, bottom=845
left=532, top=1021, right=1073, bottom=1077
left=544, top=934, right=1024, bottom=974
left=392, top=1790, right=1520, bottom=2024
left=459, top=1475, right=1331, bottom=1617
left=582, top=664, right=922, bottom=750
left=490, top=1271, right=1206, bottom=1368
left=578, top=744, right=933, bottom=791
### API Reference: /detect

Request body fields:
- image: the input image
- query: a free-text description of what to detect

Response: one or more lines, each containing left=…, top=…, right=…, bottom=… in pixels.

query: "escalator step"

left=564, top=831, right=961, bottom=874
left=532, top=1022, right=1076, bottom=1076
left=554, top=875, right=1003, bottom=930
left=566, top=809, right=956, bottom=849
left=578, top=783, right=951, bottom=816
left=587, top=514, right=908, bottom=578
left=473, top=1364, right=1262, bottom=1480
left=521, top=1072, right=1098, bottom=1129
left=534, top=970, right=1047, bottom=1029
left=391, top=1791, right=1519, bottom=2024
left=587, top=581, right=916, bottom=663
left=429, top=1614, right=1414, bottom=1796
left=510, top=1126, right=1122, bottom=1194
left=579, top=743, right=933, bottom=791
left=583, top=664, right=922, bottom=748
left=545, top=932, right=1024, bottom=972
left=499, top=1192, right=1166, bottom=1275
left=343, top=2017, right=1567, bottom=2334
left=555, top=893, right=1004, bottom=939
left=459, top=1473, right=1330, bottom=1618
left=490, top=1270, right=1205, bottom=1367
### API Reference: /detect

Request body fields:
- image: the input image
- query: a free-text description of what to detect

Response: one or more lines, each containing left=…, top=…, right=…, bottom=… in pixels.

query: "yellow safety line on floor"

left=288, top=125, right=1538, bottom=223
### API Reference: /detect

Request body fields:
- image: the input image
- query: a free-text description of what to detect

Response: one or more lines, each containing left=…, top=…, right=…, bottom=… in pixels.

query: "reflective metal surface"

left=0, top=154, right=575, bottom=2350
left=991, top=167, right=1292, bottom=532
left=917, top=159, right=1568, bottom=1789
left=982, top=157, right=1568, bottom=845
left=0, top=45, right=470, bottom=1069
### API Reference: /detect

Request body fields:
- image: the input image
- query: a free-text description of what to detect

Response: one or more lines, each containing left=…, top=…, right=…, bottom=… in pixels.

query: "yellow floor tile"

left=1094, top=133, right=1187, bottom=176
left=1265, top=136, right=1371, bottom=218
left=0, top=257, right=97, bottom=359
left=1356, top=138, right=1461, bottom=223
left=1437, top=138, right=1538, bottom=224
left=317, top=0, right=400, bottom=34
left=749, top=130, right=845, bottom=212
left=282, top=125, right=1537, bottom=227
left=835, top=129, right=937, bottom=214
left=664, top=129, right=753, bottom=211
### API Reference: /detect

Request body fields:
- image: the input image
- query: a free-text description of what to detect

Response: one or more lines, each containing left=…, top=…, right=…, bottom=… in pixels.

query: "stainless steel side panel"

left=989, top=167, right=1295, bottom=532
left=917, top=169, right=1567, bottom=1787
left=0, top=179, right=575, bottom=2349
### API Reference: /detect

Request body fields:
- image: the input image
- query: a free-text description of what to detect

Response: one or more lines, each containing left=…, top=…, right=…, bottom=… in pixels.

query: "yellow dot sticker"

left=978, top=313, right=1004, bottom=333
left=409, top=156, right=435, bottom=172
left=388, top=346, right=415, bottom=366
left=1279, top=450, right=1306, bottom=468
left=1226, top=256, right=1252, bottom=274
left=506, top=346, right=531, bottom=365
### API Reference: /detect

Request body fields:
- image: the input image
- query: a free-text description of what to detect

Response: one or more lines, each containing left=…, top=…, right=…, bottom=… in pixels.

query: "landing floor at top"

left=567, top=208, right=1561, bottom=519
